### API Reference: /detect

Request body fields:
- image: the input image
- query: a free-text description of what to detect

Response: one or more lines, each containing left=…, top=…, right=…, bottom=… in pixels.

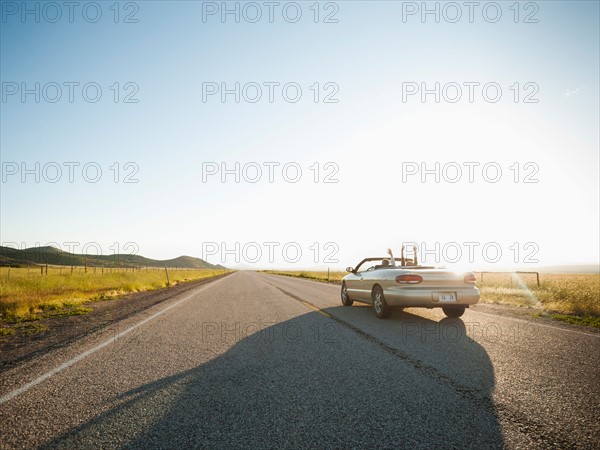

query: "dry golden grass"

left=0, top=266, right=229, bottom=323
left=476, top=273, right=600, bottom=316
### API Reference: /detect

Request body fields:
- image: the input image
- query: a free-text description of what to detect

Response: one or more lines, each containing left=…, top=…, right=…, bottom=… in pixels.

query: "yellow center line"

left=300, top=300, right=332, bottom=317
left=262, top=278, right=334, bottom=318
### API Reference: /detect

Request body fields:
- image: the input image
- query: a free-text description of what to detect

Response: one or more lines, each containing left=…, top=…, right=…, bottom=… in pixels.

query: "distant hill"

left=0, top=246, right=225, bottom=270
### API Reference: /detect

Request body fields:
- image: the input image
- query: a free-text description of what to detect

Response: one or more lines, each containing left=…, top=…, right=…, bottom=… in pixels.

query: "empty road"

left=0, top=271, right=598, bottom=449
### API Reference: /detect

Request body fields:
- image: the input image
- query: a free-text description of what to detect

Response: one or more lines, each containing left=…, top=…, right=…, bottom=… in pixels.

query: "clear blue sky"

left=1, top=1, right=598, bottom=269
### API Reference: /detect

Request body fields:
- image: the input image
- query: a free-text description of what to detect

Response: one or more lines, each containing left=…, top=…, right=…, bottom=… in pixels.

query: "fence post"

left=536, top=272, right=540, bottom=288
left=165, top=266, right=170, bottom=286
left=327, top=267, right=330, bottom=283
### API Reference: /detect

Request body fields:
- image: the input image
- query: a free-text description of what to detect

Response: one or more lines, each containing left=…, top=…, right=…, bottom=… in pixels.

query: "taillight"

left=464, top=273, right=477, bottom=284
left=395, top=274, right=423, bottom=284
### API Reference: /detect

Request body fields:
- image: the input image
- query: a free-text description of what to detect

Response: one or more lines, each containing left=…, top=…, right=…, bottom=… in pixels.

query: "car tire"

left=341, top=283, right=353, bottom=306
left=372, top=286, right=392, bottom=319
left=442, top=306, right=466, bottom=318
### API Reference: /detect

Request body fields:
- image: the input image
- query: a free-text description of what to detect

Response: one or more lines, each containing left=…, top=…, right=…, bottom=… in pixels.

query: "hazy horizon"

left=1, top=243, right=598, bottom=274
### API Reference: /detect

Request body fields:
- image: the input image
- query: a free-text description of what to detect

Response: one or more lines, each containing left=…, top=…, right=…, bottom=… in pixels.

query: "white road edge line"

left=471, top=310, right=599, bottom=338
left=0, top=276, right=228, bottom=406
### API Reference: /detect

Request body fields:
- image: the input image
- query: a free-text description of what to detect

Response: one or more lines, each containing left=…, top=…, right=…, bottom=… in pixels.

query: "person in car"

left=382, top=248, right=396, bottom=267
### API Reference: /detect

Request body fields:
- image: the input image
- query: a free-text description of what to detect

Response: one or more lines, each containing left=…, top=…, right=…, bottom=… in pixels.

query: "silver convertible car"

left=341, top=256, right=480, bottom=319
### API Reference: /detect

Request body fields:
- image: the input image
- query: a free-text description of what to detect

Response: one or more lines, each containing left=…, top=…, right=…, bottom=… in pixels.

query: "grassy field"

left=264, top=270, right=600, bottom=327
left=0, top=266, right=229, bottom=326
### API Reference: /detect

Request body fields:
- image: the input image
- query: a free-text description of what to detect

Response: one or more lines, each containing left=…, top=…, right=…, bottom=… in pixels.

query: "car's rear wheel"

left=372, top=286, right=392, bottom=319
left=341, top=283, right=353, bottom=306
left=442, top=306, right=466, bottom=318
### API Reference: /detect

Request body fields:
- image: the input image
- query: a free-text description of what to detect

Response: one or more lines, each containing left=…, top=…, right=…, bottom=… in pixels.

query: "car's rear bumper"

left=383, top=286, right=480, bottom=307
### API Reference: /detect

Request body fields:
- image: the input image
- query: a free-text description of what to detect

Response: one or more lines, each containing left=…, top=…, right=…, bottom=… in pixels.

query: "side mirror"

left=346, top=266, right=354, bottom=273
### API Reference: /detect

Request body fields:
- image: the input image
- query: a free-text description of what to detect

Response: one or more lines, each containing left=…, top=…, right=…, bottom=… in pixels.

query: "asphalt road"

left=0, top=271, right=598, bottom=449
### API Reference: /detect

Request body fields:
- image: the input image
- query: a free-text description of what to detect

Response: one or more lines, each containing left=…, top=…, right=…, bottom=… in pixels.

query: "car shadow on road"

left=42, top=309, right=505, bottom=449
left=321, top=304, right=499, bottom=396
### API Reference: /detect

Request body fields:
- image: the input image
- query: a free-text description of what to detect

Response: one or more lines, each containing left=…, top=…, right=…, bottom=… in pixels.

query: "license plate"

left=439, top=292, right=456, bottom=302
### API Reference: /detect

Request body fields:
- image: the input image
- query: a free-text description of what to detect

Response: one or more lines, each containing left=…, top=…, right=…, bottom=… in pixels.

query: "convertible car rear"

left=341, top=256, right=480, bottom=319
